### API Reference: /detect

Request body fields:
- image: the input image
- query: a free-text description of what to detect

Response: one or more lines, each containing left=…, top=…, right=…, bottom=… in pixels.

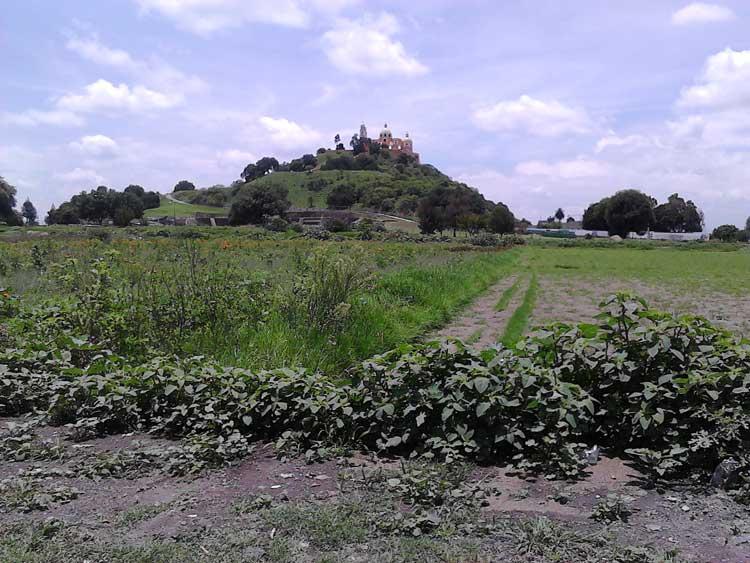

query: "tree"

left=554, top=208, right=565, bottom=222
left=0, top=176, right=17, bottom=222
left=316, top=147, right=327, bottom=155
left=582, top=198, right=610, bottom=230
left=334, top=134, right=341, bottom=147
left=566, top=216, right=576, bottom=224
left=653, top=193, right=703, bottom=233
left=21, top=199, right=37, bottom=225
left=174, top=180, right=196, bottom=192
left=487, top=202, right=516, bottom=234
left=229, top=183, right=290, bottom=225
left=255, top=157, right=280, bottom=176
left=124, top=184, right=145, bottom=199
left=711, top=224, right=740, bottom=242
left=125, top=184, right=160, bottom=210
left=746, top=216, right=750, bottom=232
left=417, top=185, right=488, bottom=236
left=326, top=185, right=357, bottom=209
left=605, top=189, right=655, bottom=237
left=46, top=203, right=80, bottom=225
left=417, top=187, right=449, bottom=234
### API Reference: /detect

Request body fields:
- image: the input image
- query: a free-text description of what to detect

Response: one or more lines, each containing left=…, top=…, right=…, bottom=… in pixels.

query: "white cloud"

left=472, top=95, right=593, bottom=137
left=322, top=13, right=428, bottom=77
left=69, top=134, right=120, bottom=157
left=678, top=48, right=750, bottom=110
left=57, top=79, right=182, bottom=114
left=595, top=134, right=653, bottom=153
left=66, top=36, right=139, bottom=71
left=216, top=149, right=257, bottom=168
left=258, top=116, right=322, bottom=149
left=671, top=3, right=734, bottom=25
left=54, top=167, right=105, bottom=186
left=515, top=158, right=609, bottom=179
left=134, top=0, right=358, bottom=35
left=1, top=110, right=84, bottom=127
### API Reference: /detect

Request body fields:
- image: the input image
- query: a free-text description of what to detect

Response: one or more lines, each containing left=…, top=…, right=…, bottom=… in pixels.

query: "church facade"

left=357, top=123, right=420, bottom=163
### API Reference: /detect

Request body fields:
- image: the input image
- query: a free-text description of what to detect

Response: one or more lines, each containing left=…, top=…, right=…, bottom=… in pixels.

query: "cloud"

left=54, top=167, right=105, bottom=186
left=133, top=0, right=358, bottom=35
left=69, top=134, right=120, bottom=157
left=515, top=158, right=610, bottom=179
left=216, top=149, right=257, bottom=168
left=671, top=3, right=734, bottom=25
left=1, top=110, right=84, bottom=127
left=258, top=116, right=322, bottom=149
left=322, top=13, right=428, bottom=77
left=595, top=134, right=653, bottom=153
left=66, top=36, right=139, bottom=71
left=678, top=48, right=750, bottom=110
left=66, top=35, right=206, bottom=94
left=57, top=79, right=182, bottom=114
left=472, top=95, right=593, bottom=137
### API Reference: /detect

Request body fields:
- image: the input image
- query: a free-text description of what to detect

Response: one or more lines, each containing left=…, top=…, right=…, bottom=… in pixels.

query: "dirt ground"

left=430, top=275, right=528, bottom=348
left=531, top=276, right=750, bottom=336
left=2, top=417, right=749, bottom=562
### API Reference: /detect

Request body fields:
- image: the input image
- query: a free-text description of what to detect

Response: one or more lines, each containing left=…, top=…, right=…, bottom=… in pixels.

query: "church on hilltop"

left=355, top=122, right=420, bottom=164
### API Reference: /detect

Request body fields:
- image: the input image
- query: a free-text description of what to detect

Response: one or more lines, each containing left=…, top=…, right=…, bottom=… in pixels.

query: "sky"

left=2, top=0, right=750, bottom=229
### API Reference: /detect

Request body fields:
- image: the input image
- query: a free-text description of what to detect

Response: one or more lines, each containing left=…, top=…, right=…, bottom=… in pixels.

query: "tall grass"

left=223, top=249, right=520, bottom=371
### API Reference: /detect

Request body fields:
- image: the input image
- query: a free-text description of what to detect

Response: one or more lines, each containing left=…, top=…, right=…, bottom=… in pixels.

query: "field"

left=1, top=231, right=749, bottom=562
left=143, top=195, right=230, bottom=218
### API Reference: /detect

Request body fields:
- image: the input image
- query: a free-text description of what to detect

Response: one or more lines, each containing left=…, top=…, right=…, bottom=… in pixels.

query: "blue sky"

left=2, top=0, right=750, bottom=228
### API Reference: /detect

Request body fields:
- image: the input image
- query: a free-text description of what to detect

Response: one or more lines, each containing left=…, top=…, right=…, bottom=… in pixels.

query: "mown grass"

left=495, top=276, right=523, bottom=312
left=525, top=244, right=750, bottom=294
left=143, top=195, right=228, bottom=218
left=501, top=273, right=538, bottom=348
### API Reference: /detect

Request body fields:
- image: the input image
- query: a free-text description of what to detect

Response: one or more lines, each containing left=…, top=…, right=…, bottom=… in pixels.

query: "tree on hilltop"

left=174, top=180, right=196, bottom=192
left=554, top=208, right=565, bottom=222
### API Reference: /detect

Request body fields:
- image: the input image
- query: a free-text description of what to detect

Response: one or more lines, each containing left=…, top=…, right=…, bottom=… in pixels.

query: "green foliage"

left=173, top=180, right=196, bottom=192
left=229, top=183, right=290, bottom=225
left=0, top=177, right=17, bottom=222
left=653, top=193, right=703, bottom=233
left=519, top=293, right=750, bottom=482
left=590, top=495, right=633, bottom=523
left=0, top=477, right=79, bottom=513
left=605, top=189, right=655, bottom=237
left=487, top=202, right=515, bottom=234
left=711, top=224, right=740, bottom=242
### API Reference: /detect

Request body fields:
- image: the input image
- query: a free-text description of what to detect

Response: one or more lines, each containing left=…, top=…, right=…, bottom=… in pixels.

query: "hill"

left=168, top=149, right=489, bottom=219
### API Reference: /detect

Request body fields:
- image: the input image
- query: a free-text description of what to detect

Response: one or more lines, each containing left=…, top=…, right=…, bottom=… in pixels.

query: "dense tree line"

left=46, top=184, right=160, bottom=226
left=711, top=222, right=750, bottom=242
left=582, top=190, right=703, bottom=237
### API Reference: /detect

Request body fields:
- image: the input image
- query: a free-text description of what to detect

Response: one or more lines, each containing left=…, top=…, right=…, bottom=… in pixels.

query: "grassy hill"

left=162, top=149, right=484, bottom=226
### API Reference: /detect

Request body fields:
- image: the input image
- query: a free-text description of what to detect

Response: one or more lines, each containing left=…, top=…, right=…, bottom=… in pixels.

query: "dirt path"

left=430, top=274, right=529, bottom=348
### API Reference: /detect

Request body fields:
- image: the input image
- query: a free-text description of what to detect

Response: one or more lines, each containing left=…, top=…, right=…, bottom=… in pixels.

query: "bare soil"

left=531, top=276, right=750, bottom=336
left=2, top=418, right=749, bottom=562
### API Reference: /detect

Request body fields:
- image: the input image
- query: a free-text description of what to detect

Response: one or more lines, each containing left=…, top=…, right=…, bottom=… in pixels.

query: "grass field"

left=143, top=195, right=229, bottom=218
left=2, top=233, right=750, bottom=562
